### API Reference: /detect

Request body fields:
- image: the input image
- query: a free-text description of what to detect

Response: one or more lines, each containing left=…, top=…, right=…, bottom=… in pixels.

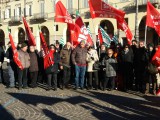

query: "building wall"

left=0, top=0, right=160, bottom=50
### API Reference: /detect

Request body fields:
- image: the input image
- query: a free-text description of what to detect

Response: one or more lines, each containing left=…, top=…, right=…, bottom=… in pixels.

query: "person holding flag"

left=5, top=42, right=18, bottom=88
left=17, top=43, right=30, bottom=90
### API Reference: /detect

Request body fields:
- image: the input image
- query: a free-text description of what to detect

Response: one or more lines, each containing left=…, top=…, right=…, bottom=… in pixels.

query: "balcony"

left=8, top=16, right=22, bottom=25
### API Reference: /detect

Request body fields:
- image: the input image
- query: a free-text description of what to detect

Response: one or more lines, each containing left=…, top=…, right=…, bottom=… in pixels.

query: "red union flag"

left=55, top=0, right=73, bottom=24
left=22, top=17, right=36, bottom=46
left=88, top=0, right=125, bottom=20
left=39, top=31, right=54, bottom=69
left=74, top=16, right=93, bottom=46
left=152, top=46, right=160, bottom=66
left=117, top=19, right=133, bottom=45
left=146, top=1, right=160, bottom=36
left=9, top=33, right=24, bottom=70
left=98, top=27, right=103, bottom=45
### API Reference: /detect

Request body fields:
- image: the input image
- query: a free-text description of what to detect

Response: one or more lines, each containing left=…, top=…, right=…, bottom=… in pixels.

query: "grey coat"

left=18, top=50, right=30, bottom=69
left=104, top=56, right=117, bottom=77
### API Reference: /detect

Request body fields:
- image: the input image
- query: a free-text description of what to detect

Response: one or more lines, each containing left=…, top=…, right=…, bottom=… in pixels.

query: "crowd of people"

left=0, top=39, right=160, bottom=96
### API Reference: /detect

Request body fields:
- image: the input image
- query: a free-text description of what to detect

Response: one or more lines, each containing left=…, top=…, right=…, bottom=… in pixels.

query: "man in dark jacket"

left=29, top=46, right=39, bottom=88
left=60, top=42, right=72, bottom=89
left=0, top=45, right=4, bottom=83
left=5, top=42, right=18, bottom=88
left=72, top=40, right=88, bottom=90
left=134, top=41, right=148, bottom=92
left=120, top=44, right=134, bottom=91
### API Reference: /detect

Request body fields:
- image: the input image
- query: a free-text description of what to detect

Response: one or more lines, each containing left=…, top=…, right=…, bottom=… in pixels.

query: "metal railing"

left=32, top=13, right=48, bottom=20
left=10, top=16, right=22, bottom=22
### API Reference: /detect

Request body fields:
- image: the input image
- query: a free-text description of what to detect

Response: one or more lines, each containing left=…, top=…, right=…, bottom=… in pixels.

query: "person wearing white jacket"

left=86, top=46, right=99, bottom=90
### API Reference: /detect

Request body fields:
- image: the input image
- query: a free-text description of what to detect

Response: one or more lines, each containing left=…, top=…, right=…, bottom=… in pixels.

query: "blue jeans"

left=8, top=65, right=15, bottom=87
left=75, top=65, right=86, bottom=88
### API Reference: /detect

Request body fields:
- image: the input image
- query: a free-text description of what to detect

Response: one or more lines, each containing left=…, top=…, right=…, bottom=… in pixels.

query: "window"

left=26, top=4, right=32, bottom=16
left=15, top=5, right=21, bottom=17
left=5, top=7, right=11, bottom=19
left=40, top=1, right=45, bottom=14
left=83, top=0, right=88, bottom=8
left=54, top=25, right=58, bottom=31
left=67, top=0, right=72, bottom=10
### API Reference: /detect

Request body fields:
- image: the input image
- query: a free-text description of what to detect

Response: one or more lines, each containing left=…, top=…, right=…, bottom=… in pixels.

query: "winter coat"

left=5, top=47, right=17, bottom=69
left=104, top=56, right=117, bottom=77
left=86, top=49, right=99, bottom=72
left=60, top=45, right=72, bottom=67
left=53, top=51, right=61, bottom=74
left=29, top=52, right=39, bottom=72
left=72, top=45, right=88, bottom=66
left=18, top=50, right=30, bottom=69
left=0, top=46, right=4, bottom=63
left=121, top=48, right=134, bottom=64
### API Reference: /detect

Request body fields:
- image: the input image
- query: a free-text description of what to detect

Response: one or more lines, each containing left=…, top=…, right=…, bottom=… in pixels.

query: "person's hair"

left=132, top=40, right=137, bottom=43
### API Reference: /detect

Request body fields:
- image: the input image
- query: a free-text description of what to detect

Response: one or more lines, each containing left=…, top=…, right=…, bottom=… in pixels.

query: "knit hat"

left=21, top=43, right=28, bottom=48
left=147, top=43, right=154, bottom=48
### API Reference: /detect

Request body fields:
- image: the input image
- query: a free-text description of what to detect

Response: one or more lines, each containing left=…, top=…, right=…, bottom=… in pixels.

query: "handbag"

left=93, top=61, right=100, bottom=70
left=147, top=63, right=158, bottom=74
left=45, top=65, right=56, bottom=74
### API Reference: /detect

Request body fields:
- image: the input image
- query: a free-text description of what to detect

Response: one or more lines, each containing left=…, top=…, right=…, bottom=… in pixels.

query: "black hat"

left=21, top=43, right=28, bottom=48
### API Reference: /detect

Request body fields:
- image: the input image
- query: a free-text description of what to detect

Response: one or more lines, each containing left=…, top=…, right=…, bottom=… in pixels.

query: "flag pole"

left=144, top=25, right=147, bottom=47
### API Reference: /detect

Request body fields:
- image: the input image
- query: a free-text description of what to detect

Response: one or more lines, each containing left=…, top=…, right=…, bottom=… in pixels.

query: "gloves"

left=91, top=57, right=94, bottom=60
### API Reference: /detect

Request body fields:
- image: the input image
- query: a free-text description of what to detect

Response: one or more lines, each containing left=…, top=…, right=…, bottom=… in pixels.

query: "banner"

left=88, top=0, right=125, bottom=20
left=22, top=17, right=36, bottom=46
left=39, top=30, right=54, bottom=69
left=117, top=19, right=132, bottom=45
left=8, top=32, right=24, bottom=70
left=146, top=1, right=160, bottom=36
left=55, top=0, right=74, bottom=24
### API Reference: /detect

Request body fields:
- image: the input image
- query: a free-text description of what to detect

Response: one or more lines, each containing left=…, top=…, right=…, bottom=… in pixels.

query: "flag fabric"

left=146, top=1, right=160, bottom=36
left=112, top=35, right=119, bottom=44
left=117, top=19, right=133, bottom=45
left=55, top=0, right=74, bottom=24
left=8, top=30, right=24, bottom=70
left=88, top=0, right=125, bottom=20
left=99, top=26, right=111, bottom=46
left=22, top=17, right=36, bottom=46
left=74, top=15, right=93, bottom=46
left=39, top=27, right=54, bottom=69
left=152, top=46, right=160, bottom=66
left=59, top=37, right=65, bottom=46
left=98, top=27, right=103, bottom=46
left=87, top=26, right=92, bottom=39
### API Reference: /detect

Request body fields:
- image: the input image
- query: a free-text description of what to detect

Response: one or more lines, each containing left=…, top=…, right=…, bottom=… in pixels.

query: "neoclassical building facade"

left=0, top=0, right=160, bottom=50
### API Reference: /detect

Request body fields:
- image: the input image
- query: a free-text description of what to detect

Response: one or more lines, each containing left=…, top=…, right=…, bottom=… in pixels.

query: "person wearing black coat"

left=46, top=45, right=60, bottom=91
left=120, top=44, right=134, bottom=91
left=134, top=41, right=148, bottom=92
left=0, top=45, right=5, bottom=83
left=29, top=46, right=39, bottom=88
left=144, top=44, right=157, bottom=95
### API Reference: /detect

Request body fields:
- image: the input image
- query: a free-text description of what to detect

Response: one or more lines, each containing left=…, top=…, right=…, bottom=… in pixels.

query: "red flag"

left=22, top=17, right=36, bottom=46
left=146, top=1, right=160, bottom=36
left=152, top=46, right=160, bottom=66
left=98, top=27, right=103, bottom=45
left=88, top=0, right=125, bottom=20
left=9, top=33, right=24, bottom=70
left=55, top=0, right=74, bottom=24
left=39, top=31, right=54, bottom=69
left=117, top=19, right=133, bottom=45
left=73, top=16, right=93, bottom=46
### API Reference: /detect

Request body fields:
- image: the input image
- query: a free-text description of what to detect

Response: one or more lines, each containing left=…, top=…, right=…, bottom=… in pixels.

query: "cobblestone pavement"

left=0, top=84, right=160, bottom=120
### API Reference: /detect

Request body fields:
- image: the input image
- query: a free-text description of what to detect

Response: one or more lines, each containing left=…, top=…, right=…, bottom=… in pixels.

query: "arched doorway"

left=139, top=16, right=159, bottom=45
left=0, top=29, right=5, bottom=46
left=41, top=26, right=50, bottom=46
left=100, top=20, right=114, bottom=38
left=18, top=27, right=25, bottom=44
